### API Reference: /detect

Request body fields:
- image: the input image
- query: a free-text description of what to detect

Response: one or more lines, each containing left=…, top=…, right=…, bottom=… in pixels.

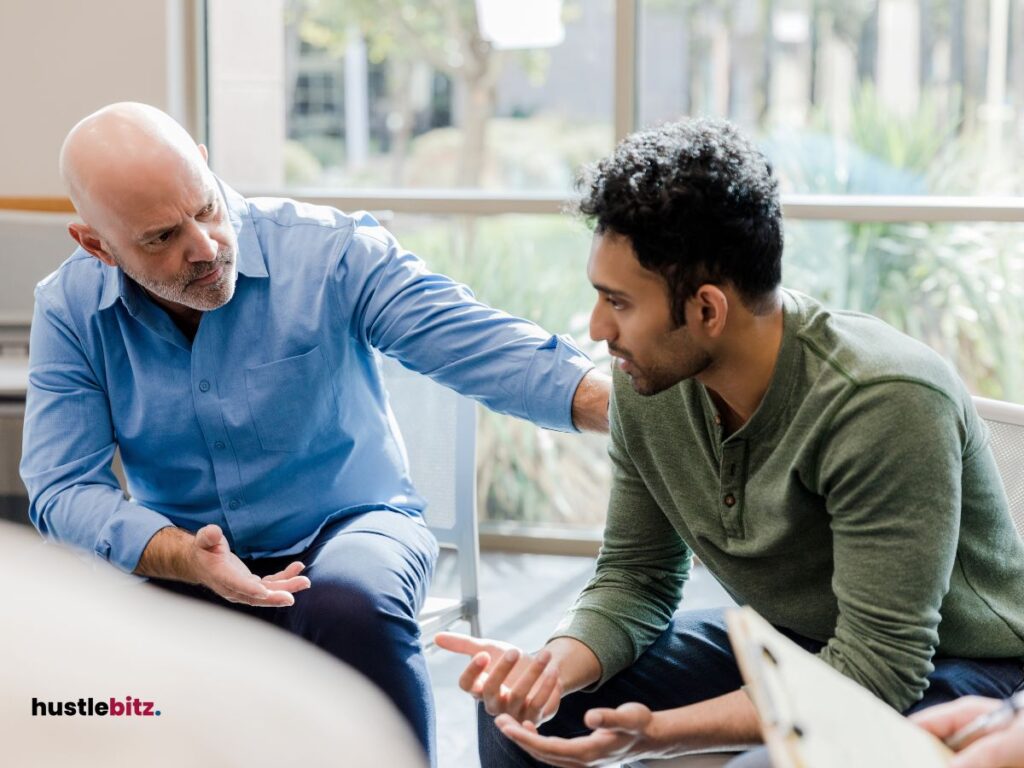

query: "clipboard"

left=726, top=606, right=953, bottom=768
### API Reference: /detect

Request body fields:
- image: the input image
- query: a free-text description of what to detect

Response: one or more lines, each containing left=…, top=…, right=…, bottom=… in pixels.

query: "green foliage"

left=399, top=116, right=612, bottom=190
left=779, top=82, right=1024, bottom=400
left=292, top=0, right=480, bottom=74
left=396, top=214, right=612, bottom=525
left=843, top=83, right=962, bottom=173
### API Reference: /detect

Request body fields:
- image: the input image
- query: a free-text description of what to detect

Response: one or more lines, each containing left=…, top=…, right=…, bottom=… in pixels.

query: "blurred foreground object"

left=0, top=521, right=425, bottom=767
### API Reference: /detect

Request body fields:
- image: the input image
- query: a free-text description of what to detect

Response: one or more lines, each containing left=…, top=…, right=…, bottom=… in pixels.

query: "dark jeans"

left=148, top=509, right=439, bottom=765
left=479, top=608, right=1024, bottom=767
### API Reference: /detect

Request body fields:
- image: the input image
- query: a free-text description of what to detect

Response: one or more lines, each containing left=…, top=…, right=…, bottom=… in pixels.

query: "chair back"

left=0, top=209, right=74, bottom=329
left=974, top=396, right=1024, bottom=538
left=379, top=354, right=480, bottom=632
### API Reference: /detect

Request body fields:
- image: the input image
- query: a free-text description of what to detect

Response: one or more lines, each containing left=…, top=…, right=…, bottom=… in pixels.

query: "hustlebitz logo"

left=31, top=696, right=161, bottom=717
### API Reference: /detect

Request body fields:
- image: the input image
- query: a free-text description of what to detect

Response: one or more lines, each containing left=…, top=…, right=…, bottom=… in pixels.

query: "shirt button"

left=198, top=380, right=211, bottom=392
left=228, top=499, right=241, bottom=510
left=214, top=441, right=225, bottom=450
left=723, top=493, right=737, bottom=507
left=714, top=414, right=722, bottom=425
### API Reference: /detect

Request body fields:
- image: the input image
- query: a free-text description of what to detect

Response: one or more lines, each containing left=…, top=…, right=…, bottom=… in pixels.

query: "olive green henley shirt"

left=554, top=290, right=1024, bottom=711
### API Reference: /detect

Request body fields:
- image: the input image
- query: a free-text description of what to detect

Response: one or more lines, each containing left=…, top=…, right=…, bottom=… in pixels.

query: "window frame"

left=201, top=0, right=1024, bottom=553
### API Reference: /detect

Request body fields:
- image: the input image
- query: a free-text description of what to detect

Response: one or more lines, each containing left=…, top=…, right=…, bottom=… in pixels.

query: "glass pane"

left=365, top=213, right=1024, bottom=529
left=785, top=218, right=1024, bottom=400
left=276, top=0, right=615, bottom=191
left=638, top=0, right=1024, bottom=197
left=388, top=213, right=611, bottom=527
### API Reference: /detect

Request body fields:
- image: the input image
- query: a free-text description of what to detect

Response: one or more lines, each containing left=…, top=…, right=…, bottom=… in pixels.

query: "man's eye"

left=151, top=231, right=173, bottom=245
left=199, top=204, right=215, bottom=218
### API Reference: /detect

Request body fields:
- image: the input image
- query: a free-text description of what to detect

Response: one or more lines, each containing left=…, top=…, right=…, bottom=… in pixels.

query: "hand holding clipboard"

left=913, top=692, right=1024, bottom=768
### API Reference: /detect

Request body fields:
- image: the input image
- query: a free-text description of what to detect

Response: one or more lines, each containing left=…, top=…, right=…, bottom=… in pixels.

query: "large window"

left=389, top=212, right=610, bottom=528
left=638, top=0, right=1024, bottom=198
left=207, top=0, right=1024, bottom=535
left=282, top=0, right=615, bottom=191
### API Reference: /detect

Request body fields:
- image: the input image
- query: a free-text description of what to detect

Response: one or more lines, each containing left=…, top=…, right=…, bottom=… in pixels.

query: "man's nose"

left=186, top=221, right=219, bottom=262
left=589, top=303, right=613, bottom=343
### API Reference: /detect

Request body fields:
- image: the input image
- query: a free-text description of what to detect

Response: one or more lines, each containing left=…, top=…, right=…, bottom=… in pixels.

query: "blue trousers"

left=479, top=608, right=1024, bottom=767
left=149, top=509, right=439, bottom=764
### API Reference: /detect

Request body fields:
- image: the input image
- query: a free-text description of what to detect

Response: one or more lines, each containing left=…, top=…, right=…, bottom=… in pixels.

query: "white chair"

left=379, top=354, right=482, bottom=641
left=0, top=209, right=73, bottom=331
left=630, top=394, right=1024, bottom=768
left=974, top=396, right=1024, bottom=537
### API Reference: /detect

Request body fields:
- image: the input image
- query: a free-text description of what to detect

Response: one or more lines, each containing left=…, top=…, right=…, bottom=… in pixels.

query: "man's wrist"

left=571, top=369, right=611, bottom=433
left=135, top=526, right=200, bottom=584
left=543, top=636, right=602, bottom=694
left=645, top=709, right=679, bottom=755
left=636, top=690, right=763, bottom=757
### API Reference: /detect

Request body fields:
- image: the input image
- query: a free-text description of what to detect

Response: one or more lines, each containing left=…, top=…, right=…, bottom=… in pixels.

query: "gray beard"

left=117, top=250, right=238, bottom=311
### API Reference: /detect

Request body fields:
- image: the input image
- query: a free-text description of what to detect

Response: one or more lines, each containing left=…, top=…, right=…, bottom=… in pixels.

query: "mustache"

left=187, top=250, right=234, bottom=283
left=608, top=345, right=631, bottom=361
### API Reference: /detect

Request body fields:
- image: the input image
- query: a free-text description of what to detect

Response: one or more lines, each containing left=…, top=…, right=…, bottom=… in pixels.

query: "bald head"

left=60, top=103, right=208, bottom=229
left=59, top=103, right=238, bottom=317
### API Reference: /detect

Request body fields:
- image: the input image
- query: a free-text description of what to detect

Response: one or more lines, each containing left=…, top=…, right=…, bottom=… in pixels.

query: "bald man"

left=21, top=102, right=609, bottom=764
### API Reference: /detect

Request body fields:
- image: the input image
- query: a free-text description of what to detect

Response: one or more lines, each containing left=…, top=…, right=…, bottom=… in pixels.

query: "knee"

left=297, top=579, right=418, bottom=647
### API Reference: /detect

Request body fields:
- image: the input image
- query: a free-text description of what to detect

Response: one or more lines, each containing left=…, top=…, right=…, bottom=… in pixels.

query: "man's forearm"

left=571, top=369, right=611, bottom=433
left=650, top=689, right=762, bottom=754
left=134, top=526, right=199, bottom=583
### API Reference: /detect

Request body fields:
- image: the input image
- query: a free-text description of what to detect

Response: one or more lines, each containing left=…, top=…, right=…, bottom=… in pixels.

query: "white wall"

left=206, top=0, right=285, bottom=188
left=0, top=0, right=192, bottom=196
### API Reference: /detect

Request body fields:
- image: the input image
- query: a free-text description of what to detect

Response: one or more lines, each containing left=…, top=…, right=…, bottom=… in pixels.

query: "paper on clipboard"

left=726, top=607, right=952, bottom=768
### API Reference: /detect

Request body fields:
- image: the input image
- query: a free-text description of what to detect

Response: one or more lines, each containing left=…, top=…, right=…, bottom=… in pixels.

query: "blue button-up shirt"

left=20, top=183, right=593, bottom=572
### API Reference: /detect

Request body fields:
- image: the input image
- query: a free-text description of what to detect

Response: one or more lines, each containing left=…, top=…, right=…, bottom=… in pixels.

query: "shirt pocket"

left=244, top=346, right=335, bottom=452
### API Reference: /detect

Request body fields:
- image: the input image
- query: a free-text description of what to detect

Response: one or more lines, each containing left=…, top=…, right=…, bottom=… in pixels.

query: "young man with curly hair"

left=439, top=118, right=1024, bottom=767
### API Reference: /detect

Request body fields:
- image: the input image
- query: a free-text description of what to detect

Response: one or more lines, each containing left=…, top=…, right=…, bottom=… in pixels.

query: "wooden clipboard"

left=726, top=606, right=953, bottom=768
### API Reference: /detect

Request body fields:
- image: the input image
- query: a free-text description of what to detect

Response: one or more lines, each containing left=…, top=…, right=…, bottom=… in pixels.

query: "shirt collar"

left=97, top=176, right=268, bottom=312
left=98, top=262, right=122, bottom=311
left=219, top=176, right=269, bottom=280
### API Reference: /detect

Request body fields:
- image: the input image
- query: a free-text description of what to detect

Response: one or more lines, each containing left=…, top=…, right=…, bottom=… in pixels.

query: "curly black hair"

left=575, top=118, right=783, bottom=325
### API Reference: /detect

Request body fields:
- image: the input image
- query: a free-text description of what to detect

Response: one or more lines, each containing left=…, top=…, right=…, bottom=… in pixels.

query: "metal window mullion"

left=192, top=0, right=210, bottom=153
left=782, top=195, right=1024, bottom=223
left=245, top=190, right=1024, bottom=223
left=614, top=0, right=638, bottom=141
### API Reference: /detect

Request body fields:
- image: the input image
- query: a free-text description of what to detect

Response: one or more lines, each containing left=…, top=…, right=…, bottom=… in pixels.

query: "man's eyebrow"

left=138, top=192, right=217, bottom=241
left=138, top=220, right=179, bottom=242
left=591, top=282, right=631, bottom=300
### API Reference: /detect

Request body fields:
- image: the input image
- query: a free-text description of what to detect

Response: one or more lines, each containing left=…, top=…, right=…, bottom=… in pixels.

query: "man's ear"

left=198, top=143, right=209, bottom=164
left=68, top=222, right=117, bottom=267
left=691, top=284, right=729, bottom=340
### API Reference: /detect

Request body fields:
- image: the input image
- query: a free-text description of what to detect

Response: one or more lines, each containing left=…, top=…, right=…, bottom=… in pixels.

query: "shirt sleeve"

left=334, top=216, right=594, bottom=432
left=550, top=371, right=691, bottom=686
left=816, top=380, right=965, bottom=711
left=20, top=289, right=174, bottom=573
